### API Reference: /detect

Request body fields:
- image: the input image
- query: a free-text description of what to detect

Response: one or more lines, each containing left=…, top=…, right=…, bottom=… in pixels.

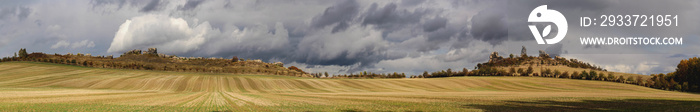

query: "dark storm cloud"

left=179, top=0, right=205, bottom=11
left=544, top=43, right=563, bottom=57
left=361, top=3, right=429, bottom=31
left=470, top=7, right=508, bottom=45
left=422, top=17, right=447, bottom=32
left=331, top=22, right=349, bottom=33
left=89, top=0, right=128, bottom=9
left=0, top=6, right=32, bottom=21
left=89, top=0, right=146, bottom=10
left=310, top=0, right=359, bottom=31
left=401, top=0, right=425, bottom=6
left=140, top=0, right=166, bottom=12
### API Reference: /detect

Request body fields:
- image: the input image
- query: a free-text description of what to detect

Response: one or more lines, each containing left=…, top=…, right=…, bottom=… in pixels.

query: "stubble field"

left=0, top=62, right=698, bottom=111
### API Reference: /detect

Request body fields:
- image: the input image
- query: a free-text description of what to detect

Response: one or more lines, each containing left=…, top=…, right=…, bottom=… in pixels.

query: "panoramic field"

left=0, top=62, right=698, bottom=111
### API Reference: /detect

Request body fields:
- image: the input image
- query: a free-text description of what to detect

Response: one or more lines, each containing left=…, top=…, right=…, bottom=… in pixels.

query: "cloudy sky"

left=1, top=0, right=699, bottom=75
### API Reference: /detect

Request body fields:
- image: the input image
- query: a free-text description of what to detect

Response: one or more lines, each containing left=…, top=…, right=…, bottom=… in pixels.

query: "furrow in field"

left=0, top=91, right=163, bottom=103
left=444, top=78, right=489, bottom=91
left=267, top=79, right=299, bottom=93
left=202, top=92, right=228, bottom=106
left=240, top=77, right=266, bottom=93
left=506, top=79, right=571, bottom=91
left=479, top=78, right=540, bottom=91
left=52, top=71, right=120, bottom=88
left=0, top=66, right=71, bottom=84
left=190, top=76, right=204, bottom=92
left=412, top=80, right=458, bottom=91
left=86, top=73, right=149, bottom=90
left=366, top=80, right=421, bottom=92
left=262, top=93, right=338, bottom=105
left=247, top=77, right=270, bottom=93
left=200, top=76, right=213, bottom=92
left=230, top=77, right=248, bottom=93
left=392, top=80, right=448, bottom=92
left=301, top=79, right=346, bottom=93
left=354, top=80, right=406, bottom=92
left=0, top=70, right=96, bottom=87
left=292, top=79, right=326, bottom=93
left=468, top=78, right=518, bottom=91
left=180, top=92, right=214, bottom=107
left=174, top=75, right=194, bottom=92
left=335, top=80, right=374, bottom=92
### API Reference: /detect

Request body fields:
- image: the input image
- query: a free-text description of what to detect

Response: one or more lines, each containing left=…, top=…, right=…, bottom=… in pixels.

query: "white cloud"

left=71, top=40, right=96, bottom=48
left=50, top=40, right=95, bottom=49
left=50, top=40, right=70, bottom=49
left=107, top=14, right=290, bottom=56
left=107, top=14, right=211, bottom=54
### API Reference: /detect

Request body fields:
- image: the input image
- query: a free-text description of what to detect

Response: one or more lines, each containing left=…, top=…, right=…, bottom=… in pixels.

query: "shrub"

left=581, top=70, right=589, bottom=80
left=619, top=76, right=626, bottom=83
left=562, top=71, right=570, bottom=78
left=607, top=72, right=615, bottom=81
left=232, top=56, right=239, bottom=62
left=525, top=66, right=533, bottom=76
left=627, top=77, right=636, bottom=84
left=517, top=68, right=524, bottom=75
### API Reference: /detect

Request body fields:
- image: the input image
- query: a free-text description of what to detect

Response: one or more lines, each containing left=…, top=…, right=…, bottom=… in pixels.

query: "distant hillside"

left=481, top=50, right=651, bottom=81
left=0, top=48, right=312, bottom=77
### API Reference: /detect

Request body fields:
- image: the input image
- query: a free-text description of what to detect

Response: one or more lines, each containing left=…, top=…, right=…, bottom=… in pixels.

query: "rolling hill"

left=0, top=62, right=698, bottom=111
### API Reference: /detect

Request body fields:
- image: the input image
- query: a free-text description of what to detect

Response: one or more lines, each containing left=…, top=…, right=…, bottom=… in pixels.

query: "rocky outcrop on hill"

left=273, top=62, right=284, bottom=67
left=124, top=49, right=142, bottom=55
left=489, top=52, right=503, bottom=63
left=146, top=48, right=157, bottom=55
left=539, top=50, right=550, bottom=58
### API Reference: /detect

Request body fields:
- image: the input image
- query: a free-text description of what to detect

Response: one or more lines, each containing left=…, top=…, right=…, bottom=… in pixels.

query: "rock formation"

left=489, top=52, right=503, bottom=63
left=539, top=50, right=550, bottom=58
left=273, top=62, right=284, bottom=67
left=146, top=48, right=157, bottom=55
left=124, top=49, right=142, bottom=55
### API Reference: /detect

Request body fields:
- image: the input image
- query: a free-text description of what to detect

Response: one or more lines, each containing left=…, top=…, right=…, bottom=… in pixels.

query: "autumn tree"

left=446, top=68, right=453, bottom=77
left=422, top=71, right=430, bottom=78
left=462, top=68, right=469, bottom=76
left=674, top=57, right=700, bottom=92
left=18, top=48, right=28, bottom=59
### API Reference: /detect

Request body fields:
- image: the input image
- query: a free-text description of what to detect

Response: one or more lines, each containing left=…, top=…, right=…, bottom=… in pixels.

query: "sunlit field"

left=0, top=62, right=698, bottom=111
